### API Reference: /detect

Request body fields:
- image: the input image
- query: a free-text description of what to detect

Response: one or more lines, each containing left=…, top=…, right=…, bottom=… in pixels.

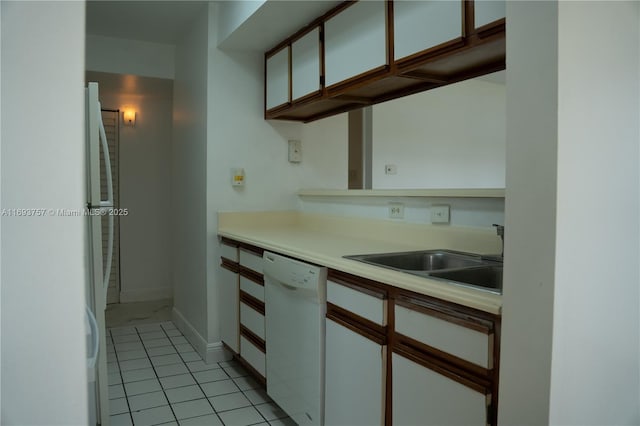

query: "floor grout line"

left=109, top=321, right=290, bottom=426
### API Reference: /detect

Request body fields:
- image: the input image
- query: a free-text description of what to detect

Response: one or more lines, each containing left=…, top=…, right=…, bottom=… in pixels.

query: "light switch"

left=288, top=140, right=302, bottom=163
left=431, top=205, right=450, bottom=224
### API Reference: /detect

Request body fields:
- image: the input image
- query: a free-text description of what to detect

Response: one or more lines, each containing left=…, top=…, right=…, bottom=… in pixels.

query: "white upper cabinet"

left=291, top=27, right=321, bottom=101
left=265, top=47, right=289, bottom=110
left=474, top=0, right=506, bottom=29
left=393, top=0, right=462, bottom=61
left=324, top=1, right=387, bottom=87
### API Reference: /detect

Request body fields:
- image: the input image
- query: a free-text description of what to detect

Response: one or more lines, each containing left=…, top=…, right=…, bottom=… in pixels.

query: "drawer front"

left=220, top=243, right=238, bottom=262
left=327, top=280, right=385, bottom=325
left=395, top=304, right=489, bottom=368
left=240, top=302, right=265, bottom=340
left=240, top=336, right=266, bottom=378
left=240, top=250, right=263, bottom=274
left=240, top=276, right=264, bottom=302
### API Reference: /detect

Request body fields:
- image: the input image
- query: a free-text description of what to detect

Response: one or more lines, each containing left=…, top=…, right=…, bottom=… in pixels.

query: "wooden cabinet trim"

left=395, top=292, right=495, bottom=334
left=220, top=237, right=239, bottom=248
left=393, top=340, right=490, bottom=395
left=239, top=267, right=264, bottom=286
left=236, top=354, right=266, bottom=386
left=239, top=243, right=264, bottom=257
left=328, top=269, right=388, bottom=299
left=325, top=65, right=391, bottom=97
left=220, top=258, right=240, bottom=273
left=326, top=302, right=387, bottom=345
left=240, top=290, right=265, bottom=316
left=240, top=324, right=266, bottom=354
left=476, top=17, right=506, bottom=39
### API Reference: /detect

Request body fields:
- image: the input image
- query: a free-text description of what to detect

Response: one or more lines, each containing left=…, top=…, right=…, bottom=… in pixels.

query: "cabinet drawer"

left=240, top=336, right=266, bottom=378
left=327, top=280, right=385, bottom=325
left=395, top=304, right=490, bottom=369
left=240, top=250, right=263, bottom=274
left=240, top=301, right=265, bottom=340
left=220, top=243, right=238, bottom=262
left=240, top=276, right=264, bottom=302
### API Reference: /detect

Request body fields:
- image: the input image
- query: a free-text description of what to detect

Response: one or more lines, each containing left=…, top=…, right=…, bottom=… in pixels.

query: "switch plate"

left=389, top=203, right=404, bottom=219
left=288, top=140, right=302, bottom=163
left=385, top=164, right=397, bottom=175
left=431, top=205, right=450, bottom=223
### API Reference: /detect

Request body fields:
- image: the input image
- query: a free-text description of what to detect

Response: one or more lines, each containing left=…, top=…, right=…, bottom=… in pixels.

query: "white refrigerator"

left=86, top=82, right=114, bottom=426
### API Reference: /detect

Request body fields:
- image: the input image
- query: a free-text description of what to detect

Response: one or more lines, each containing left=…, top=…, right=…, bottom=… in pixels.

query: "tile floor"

left=107, top=321, right=295, bottom=426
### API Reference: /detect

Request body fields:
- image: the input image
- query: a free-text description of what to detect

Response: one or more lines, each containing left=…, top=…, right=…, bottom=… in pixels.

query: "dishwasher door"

left=264, top=252, right=327, bottom=426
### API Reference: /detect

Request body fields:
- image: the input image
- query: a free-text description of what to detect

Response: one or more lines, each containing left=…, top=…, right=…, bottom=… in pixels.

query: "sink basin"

left=344, top=249, right=503, bottom=294
left=429, top=266, right=503, bottom=293
left=344, top=250, right=486, bottom=271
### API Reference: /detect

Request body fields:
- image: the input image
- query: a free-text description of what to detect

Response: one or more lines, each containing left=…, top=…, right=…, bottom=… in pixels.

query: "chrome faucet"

left=493, top=224, right=505, bottom=259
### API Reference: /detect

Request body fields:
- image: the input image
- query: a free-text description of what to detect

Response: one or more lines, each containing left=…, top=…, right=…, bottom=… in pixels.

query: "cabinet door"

left=474, top=0, right=506, bottom=29
left=324, top=1, right=387, bottom=87
left=325, top=319, right=384, bottom=426
left=219, top=265, right=239, bottom=353
left=292, top=27, right=321, bottom=101
left=265, top=46, right=289, bottom=110
left=392, top=353, right=487, bottom=426
left=393, top=0, right=463, bottom=61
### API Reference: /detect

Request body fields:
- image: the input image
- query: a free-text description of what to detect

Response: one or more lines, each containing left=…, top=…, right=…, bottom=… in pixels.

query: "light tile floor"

left=107, top=321, right=295, bottom=426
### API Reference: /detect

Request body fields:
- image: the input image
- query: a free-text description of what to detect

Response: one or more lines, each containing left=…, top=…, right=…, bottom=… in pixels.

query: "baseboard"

left=171, top=307, right=230, bottom=364
left=120, top=287, right=172, bottom=303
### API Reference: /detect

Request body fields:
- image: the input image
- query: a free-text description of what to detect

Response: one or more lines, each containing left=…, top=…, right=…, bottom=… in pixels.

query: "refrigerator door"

left=86, top=82, right=111, bottom=426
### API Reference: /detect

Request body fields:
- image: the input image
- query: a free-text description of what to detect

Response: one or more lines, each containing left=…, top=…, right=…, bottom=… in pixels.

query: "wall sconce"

left=122, top=109, right=136, bottom=126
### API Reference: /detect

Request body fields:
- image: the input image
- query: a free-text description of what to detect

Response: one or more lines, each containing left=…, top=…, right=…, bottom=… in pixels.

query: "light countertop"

left=217, top=211, right=502, bottom=315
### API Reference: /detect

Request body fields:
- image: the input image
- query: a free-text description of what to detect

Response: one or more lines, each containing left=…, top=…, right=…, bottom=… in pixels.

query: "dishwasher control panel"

left=263, top=251, right=327, bottom=290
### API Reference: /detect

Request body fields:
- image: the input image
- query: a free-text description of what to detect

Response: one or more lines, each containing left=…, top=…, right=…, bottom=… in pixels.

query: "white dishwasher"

left=263, top=251, right=327, bottom=425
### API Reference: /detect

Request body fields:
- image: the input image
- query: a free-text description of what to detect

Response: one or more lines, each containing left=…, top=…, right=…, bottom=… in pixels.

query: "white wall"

left=206, top=3, right=351, bottom=346
left=499, top=2, right=558, bottom=423
left=300, top=196, right=504, bottom=228
left=1, top=1, right=88, bottom=424
left=216, top=0, right=265, bottom=46
left=500, top=1, right=640, bottom=424
left=372, top=77, right=505, bottom=189
left=171, top=4, right=209, bottom=354
left=86, top=34, right=175, bottom=79
left=550, top=1, right=639, bottom=423
left=87, top=71, right=174, bottom=303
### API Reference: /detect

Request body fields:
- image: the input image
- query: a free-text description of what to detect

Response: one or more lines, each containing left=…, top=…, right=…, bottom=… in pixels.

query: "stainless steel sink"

left=343, top=249, right=502, bottom=294
left=429, top=266, right=502, bottom=293
left=344, top=250, right=486, bottom=271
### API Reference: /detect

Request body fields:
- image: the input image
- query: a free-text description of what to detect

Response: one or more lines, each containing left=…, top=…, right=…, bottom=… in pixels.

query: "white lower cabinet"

left=325, top=319, right=385, bottom=426
left=392, top=353, right=487, bottom=426
left=219, top=264, right=239, bottom=353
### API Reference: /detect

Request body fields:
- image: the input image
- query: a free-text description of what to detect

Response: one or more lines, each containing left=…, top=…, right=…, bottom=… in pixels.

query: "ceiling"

left=86, top=0, right=341, bottom=50
left=86, top=1, right=207, bottom=44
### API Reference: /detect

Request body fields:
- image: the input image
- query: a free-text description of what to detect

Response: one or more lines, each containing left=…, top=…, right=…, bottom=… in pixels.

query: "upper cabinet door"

left=291, top=27, right=321, bottom=102
left=324, top=1, right=387, bottom=88
left=393, top=0, right=463, bottom=61
left=474, top=0, right=506, bottom=29
left=265, top=46, right=289, bottom=110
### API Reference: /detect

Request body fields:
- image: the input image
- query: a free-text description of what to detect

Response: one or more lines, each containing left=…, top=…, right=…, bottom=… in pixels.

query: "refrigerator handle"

left=97, top=103, right=114, bottom=209
left=97, top=103, right=114, bottom=298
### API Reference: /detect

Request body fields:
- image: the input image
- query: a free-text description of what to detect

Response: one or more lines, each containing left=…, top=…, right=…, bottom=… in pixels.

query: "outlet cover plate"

left=389, top=203, right=404, bottom=219
left=431, top=205, right=450, bottom=224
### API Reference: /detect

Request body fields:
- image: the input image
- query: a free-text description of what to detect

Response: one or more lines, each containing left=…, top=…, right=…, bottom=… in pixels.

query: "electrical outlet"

left=389, top=203, right=404, bottom=219
left=385, top=164, right=397, bottom=175
left=431, top=205, right=450, bottom=224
